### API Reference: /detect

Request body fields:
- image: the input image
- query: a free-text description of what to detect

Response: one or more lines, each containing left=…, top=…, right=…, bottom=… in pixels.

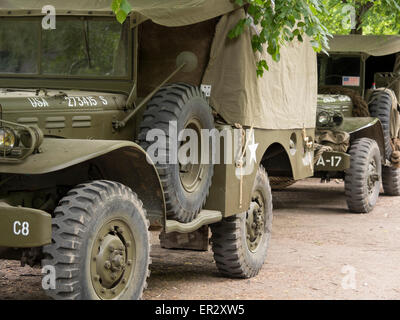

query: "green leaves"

left=111, top=0, right=132, bottom=24
left=231, top=0, right=332, bottom=76
left=316, top=0, right=400, bottom=35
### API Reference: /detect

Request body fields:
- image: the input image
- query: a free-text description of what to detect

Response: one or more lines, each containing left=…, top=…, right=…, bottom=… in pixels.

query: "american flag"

left=342, top=76, right=360, bottom=86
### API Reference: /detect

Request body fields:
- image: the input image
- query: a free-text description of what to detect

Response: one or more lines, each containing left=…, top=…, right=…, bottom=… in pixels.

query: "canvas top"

left=0, top=0, right=238, bottom=26
left=328, top=35, right=400, bottom=56
left=202, top=9, right=317, bottom=130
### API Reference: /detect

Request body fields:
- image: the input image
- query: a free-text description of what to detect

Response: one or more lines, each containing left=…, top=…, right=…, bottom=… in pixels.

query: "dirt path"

left=1, top=179, right=399, bottom=300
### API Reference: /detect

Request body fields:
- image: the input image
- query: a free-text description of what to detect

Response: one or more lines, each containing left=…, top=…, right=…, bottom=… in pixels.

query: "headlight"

left=0, top=121, right=43, bottom=162
left=317, top=111, right=330, bottom=126
left=0, top=127, right=18, bottom=153
left=316, top=110, right=344, bottom=128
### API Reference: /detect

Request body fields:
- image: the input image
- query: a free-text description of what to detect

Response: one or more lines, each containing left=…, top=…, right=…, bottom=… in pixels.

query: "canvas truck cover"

left=0, top=0, right=238, bottom=26
left=202, top=9, right=317, bottom=130
left=328, top=35, right=400, bottom=57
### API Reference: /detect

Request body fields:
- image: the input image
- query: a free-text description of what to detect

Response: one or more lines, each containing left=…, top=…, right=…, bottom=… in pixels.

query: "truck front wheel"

left=210, top=166, right=273, bottom=278
left=345, top=138, right=382, bottom=213
left=42, top=180, right=150, bottom=300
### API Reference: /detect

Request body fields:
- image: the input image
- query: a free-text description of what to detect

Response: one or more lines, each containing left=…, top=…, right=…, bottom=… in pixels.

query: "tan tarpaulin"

left=0, top=0, right=238, bottom=26
left=329, top=35, right=400, bottom=57
left=202, top=9, right=317, bottom=129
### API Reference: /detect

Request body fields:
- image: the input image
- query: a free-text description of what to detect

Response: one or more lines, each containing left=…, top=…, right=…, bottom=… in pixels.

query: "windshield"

left=0, top=17, right=128, bottom=77
left=318, top=55, right=361, bottom=87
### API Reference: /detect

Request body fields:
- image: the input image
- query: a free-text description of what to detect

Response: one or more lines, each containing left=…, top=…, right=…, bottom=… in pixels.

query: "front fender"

left=338, top=117, right=380, bottom=134
left=338, top=117, right=386, bottom=160
left=0, top=138, right=149, bottom=174
left=0, top=138, right=166, bottom=227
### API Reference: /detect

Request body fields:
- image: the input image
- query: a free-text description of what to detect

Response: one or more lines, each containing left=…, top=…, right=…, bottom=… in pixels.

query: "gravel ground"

left=1, top=179, right=399, bottom=300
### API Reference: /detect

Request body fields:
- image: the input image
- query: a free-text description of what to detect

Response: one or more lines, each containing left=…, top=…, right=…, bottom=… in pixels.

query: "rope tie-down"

left=234, top=123, right=254, bottom=209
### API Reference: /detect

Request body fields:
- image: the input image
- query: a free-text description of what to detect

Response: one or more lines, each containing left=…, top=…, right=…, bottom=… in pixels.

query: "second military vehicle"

left=314, top=35, right=400, bottom=213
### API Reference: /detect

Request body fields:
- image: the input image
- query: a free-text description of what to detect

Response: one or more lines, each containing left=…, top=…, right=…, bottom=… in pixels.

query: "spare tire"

left=138, top=83, right=214, bottom=223
left=368, top=90, right=393, bottom=160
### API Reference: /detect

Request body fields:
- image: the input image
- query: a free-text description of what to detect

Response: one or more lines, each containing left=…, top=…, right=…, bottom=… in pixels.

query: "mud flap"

left=159, top=226, right=209, bottom=251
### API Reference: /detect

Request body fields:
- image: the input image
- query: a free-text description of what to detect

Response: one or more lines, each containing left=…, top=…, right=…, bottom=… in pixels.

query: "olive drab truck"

left=313, top=35, right=400, bottom=213
left=0, top=0, right=317, bottom=299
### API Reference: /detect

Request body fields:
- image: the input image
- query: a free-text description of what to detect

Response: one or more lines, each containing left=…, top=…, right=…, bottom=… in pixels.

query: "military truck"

left=0, top=1, right=317, bottom=299
left=314, top=35, right=400, bottom=213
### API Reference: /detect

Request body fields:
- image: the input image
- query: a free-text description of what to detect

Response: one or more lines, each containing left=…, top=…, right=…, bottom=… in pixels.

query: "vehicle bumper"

left=0, top=204, right=51, bottom=248
left=314, top=151, right=351, bottom=171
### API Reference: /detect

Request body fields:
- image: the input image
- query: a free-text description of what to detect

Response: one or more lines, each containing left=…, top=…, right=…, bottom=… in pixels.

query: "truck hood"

left=0, top=88, right=127, bottom=134
left=0, top=88, right=128, bottom=139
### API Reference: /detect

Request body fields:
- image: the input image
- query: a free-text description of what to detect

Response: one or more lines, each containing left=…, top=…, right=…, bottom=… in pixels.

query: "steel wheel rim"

left=179, top=118, right=204, bottom=193
left=367, top=159, right=380, bottom=198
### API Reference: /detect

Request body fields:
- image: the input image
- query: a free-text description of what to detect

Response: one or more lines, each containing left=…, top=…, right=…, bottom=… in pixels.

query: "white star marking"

left=248, top=133, right=259, bottom=164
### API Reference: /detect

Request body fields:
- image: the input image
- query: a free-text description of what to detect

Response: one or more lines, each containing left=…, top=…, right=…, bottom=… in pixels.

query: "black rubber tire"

left=42, top=180, right=150, bottom=300
left=210, top=166, right=273, bottom=278
left=382, top=166, right=400, bottom=196
left=345, top=138, right=382, bottom=213
left=368, top=90, right=400, bottom=195
left=138, top=83, right=214, bottom=223
left=369, top=90, right=393, bottom=160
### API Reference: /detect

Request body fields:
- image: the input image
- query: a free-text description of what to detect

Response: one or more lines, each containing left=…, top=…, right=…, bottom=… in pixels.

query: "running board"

left=165, top=210, right=222, bottom=234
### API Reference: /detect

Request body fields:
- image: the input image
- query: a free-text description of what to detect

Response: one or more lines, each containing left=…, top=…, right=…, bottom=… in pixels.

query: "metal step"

left=165, top=210, right=222, bottom=234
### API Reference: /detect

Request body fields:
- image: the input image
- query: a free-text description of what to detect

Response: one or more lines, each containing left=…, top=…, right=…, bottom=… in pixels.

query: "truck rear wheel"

left=382, top=166, right=400, bottom=196
left=210, top=166, right=273, bottom=278
left=369, top=90, right=393, bottom=160
left=139, top=83, right=214, bottom=223
left=345, top=138, right=381, bottom=213
left=42, top=180, right=150, bottom=300
left=369, top=90, right=400, bottom=195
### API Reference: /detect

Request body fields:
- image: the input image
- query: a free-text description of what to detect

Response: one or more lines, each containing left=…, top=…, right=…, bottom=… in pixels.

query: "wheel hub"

left=246, top=193, right=265, bottom=252
left=96, top=234, right=126, bottom=287
left=367, top=159, right=380, bottom=196
left=90, top=220, right=135, bottom=299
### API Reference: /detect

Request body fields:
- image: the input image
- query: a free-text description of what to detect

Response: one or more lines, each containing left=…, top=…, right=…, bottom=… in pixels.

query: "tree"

left=317, top=0, right=400, bottom=35
left=229, top=0, right=331, bottom=76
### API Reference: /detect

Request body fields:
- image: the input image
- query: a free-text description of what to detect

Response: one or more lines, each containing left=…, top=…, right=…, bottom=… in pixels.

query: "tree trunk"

left=349, top=1, right=374, bottom=35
